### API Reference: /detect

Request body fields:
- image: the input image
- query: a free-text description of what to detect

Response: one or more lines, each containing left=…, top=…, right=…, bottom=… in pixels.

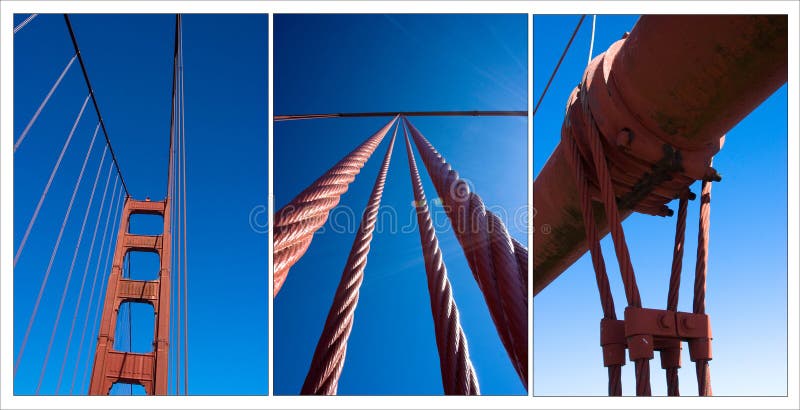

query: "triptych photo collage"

left=1, top=1, right=797, bottom=409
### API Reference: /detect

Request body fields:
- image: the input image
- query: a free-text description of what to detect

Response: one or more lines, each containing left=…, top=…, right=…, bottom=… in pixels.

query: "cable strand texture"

left=404, top=117, right=528, bottom=388
left=402, top=122, right=479, bottom=395
left=300, top=122, right=398, bottom=395
left=273, top=117, right=398, bottom=297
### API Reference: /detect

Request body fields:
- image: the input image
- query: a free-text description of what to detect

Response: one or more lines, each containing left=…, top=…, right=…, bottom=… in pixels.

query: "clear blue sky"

left=13, top=14, right=268, bottom=395
left=533, top=15, right=788, bottom=396
left=274, top=14, right=527, bottom=395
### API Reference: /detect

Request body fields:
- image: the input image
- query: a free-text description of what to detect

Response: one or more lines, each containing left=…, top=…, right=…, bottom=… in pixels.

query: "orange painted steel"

left=692, top=180, right=713, bottom=396
left=405, top=117, right=528, bottom=388
left=301, top=123, right=398, bottom=395
left=664, top=190, right=691, bottom=396
left=533, top=15, right=788, bottom=295
left=402, top=121, right=479, bottom=395
left=88, top=198, right=172, bottom=395
left=273, top=116, right=398, bottom=297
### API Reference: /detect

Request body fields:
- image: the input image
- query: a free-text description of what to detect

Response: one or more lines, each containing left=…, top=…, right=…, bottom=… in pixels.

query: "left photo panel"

left=11, top=14, right=268, bottom=395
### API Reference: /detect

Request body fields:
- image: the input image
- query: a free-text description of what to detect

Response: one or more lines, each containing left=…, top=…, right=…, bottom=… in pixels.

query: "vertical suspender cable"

left=693, top=180, right=713, bottom=396
left=13, top=13, right=39, bottom=34
left=14, top=94, right=90, bottom=268
left=562, top=126, right=622, bottom=395
left=405, top=118, right=528, bottom=387
left=14, top=100, right=91, bottom=374
left=61, top=161, right=114, bottom=393
left=14, top=54, right=78, bottom=152
left=664, top=191, right=691, bottom=396
left=301, top=122, right=398, bottom=395
left=80, top=188, right=125, bottom=393
left=179, top=32, right=190, bottom=394
left=34, top=127, right=99, bottom=393
left=70, top=174, right=118, bottom=394
left=587, top=15, right=597, bottom=65
left=402, top=119, right=479, bottom=395
left=576, top=77, right=650, bottom=395
left=273, top=116, right=398, bottom=296
left=50, top=141, right=108, bottom=394
left=165, top=14, right=181, bottom=395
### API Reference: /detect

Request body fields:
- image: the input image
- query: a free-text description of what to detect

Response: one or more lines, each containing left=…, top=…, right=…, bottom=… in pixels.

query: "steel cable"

left=300, top=122, right=398, bottom=395
left=69, top=174, right=118, bottom=394
left=664, top=191, right=690, bottom=396
left=14, top=109, right=93, bottom=376
left=402, top=121, right=479, bottom=395
left=562, top=122, right=622, bottom=395
left=14, top=13, right=39, bottom=34
left=693, top=179, right=713, bottom=396
left=31, top=131, right=105, bottom=395
left=61, top=161, right=113, bottom=393
left=14, top=94, right=91, bottom=268
left=533, top=15, right=586, bottom=117
left=79, top=188, right=124, bottom=393
left=53, top=144, right=109, bottom=393
left=273, top=116, right=398, bottom=297
left=14, top=54, right=78, bottom=152
left=404, top=117, right=528, bottom=388
left=578, top=78, right=651, bottom=396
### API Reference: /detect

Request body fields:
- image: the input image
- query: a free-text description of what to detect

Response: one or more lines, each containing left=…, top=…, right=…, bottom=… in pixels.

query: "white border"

left=1, top=1, right=798, bottom=409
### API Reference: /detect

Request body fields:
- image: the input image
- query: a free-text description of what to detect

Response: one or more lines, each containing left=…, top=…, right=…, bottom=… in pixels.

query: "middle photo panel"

left=273, top=14, right=529, bottom=396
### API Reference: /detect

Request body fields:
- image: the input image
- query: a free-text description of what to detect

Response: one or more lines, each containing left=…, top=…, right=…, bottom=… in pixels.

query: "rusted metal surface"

left=405, top=117, right=528, bottom=388
left=402, top=122, right=479, bottom=395
left=301, top=123, right=398, bottom=395
left=564, top=126, right=622, bottom=395
left=692, top=180, right=713, bottom=396
left=273, top=116, right=398, bottom=297
left=533, top=15, right=788, bottom=295
left=88, top=198, right=171, bottom=395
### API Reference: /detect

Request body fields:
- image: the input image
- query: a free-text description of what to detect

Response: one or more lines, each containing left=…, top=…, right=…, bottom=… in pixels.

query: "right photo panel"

left=533, top=15, right=788, bottom=396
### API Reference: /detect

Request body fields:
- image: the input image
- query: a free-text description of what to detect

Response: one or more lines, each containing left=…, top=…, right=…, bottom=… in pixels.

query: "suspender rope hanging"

left=693, top=179, right=713, bottom=396
left=560, top=45, right=717, bottom=397
left=404, top=117, right=528, bottom=388
left=664, top=190, right=691, bottom=396
left=402, top=119, right=479, bottom=395
left=301, top=122, right=398, bottom=395
left=577, top=80, right=652, bottom=396
left=14, top=54, right=78, bottom=153
left=273, top=116, right=398, bottom=296
left=562, top=121, right=622, bottom=396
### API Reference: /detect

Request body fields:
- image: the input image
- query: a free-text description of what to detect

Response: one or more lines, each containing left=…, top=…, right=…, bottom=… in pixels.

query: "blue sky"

left=13, top=14, right=268, bottom=395
left=273, top=14, right=527, bottom=395
left=533, top=15, right=788, bottom=396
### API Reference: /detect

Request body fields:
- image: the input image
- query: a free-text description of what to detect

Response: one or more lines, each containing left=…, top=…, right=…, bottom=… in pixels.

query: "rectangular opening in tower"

left=113, top=301, right=155, bottom=354
left=123, top=250, right=161, bottom=281
left=109, top=382, right=147, bottom=396
left=128, top=213, right=164, bottom=236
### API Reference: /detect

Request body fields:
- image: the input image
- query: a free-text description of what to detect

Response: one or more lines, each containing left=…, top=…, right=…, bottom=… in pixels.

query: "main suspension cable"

left=64, top=14, right=130, bottom=196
